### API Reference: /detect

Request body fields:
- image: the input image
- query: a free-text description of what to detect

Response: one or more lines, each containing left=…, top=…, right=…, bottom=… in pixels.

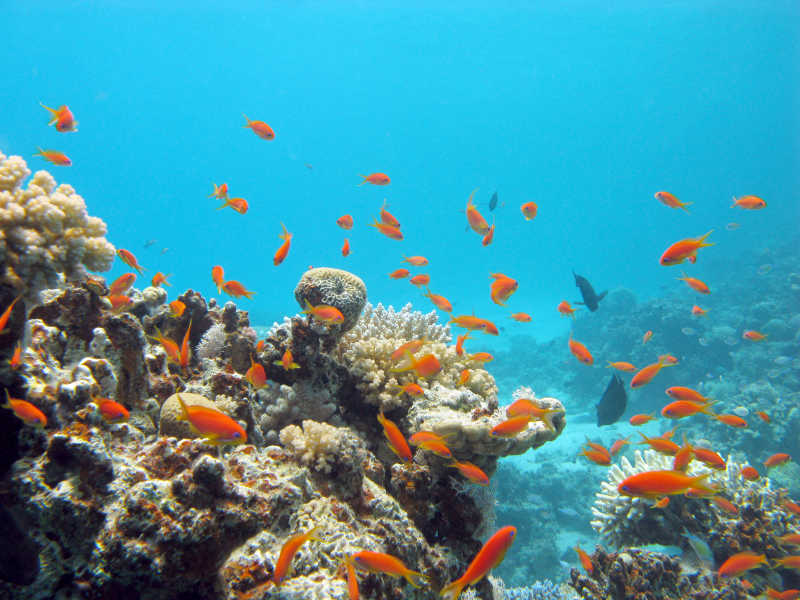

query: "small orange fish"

left=117, top=248, right=145, bottom=274
left=402, top=255, right=428, bottom=266
left=108, top=295, right=132, bottom=313
left=481, top=222, right=495, bottom=246
left=618, top=469, right=716, bottom=499
left=271, top=527, right=320, bottom=586
left=176, top=394, right=247, bottom=444
left=422, top=288, right=452, bottom=312
left=654, top=191, right=691, bottom=212
left=672, top=439, right=694, bottom=471
left=677, top=272, right=710, bottom=294
left=740, top=466, right=760, bottom=480
left=457, top=369, right=470, bottom=386
left=468, top=352, right=493, bottom=365
left=392, top=382, right=424, bottom=397
left=274, top=350, right=300, bottom=371
left=150, top=272, right=172, bottom=288
left=717, top=551, right=767, bottom=577
left=358, top=173, right=390, bottom=186
left=302, top=301, right=345, bottom=325
left=642, top=330, right=653, bottom=344
left=41, top=103, right=77, bottom=132
left=652, top=497, right=670, bottom=509
left=504, top=399, right=562, bottom=432
left=243, top=356, right=267, bottom=388
left=607, top=361, right=636, bottom=372
left=716, top=414, right=747, bottom=428
left=710, top=496, right=738, bottom=515
left=742, top=330, right=767, bottom=341
left=417, top=439, right=452, bottom=458
left=3, top=390, right=46, bottom=427
left=520, top=201, right=538, bottom=220
left=630, top=359, right=672, bottom=389
left=109, top=273, right=136, bottom=296
left=150, top=327, right=180, bottom=363
left=637, top=432, right=680, bottom=455
left=691, top=305, right=708, bottom=317
left=389, top=268, right=410, bottom=279
left=409, top=274, right=430, bottom=287
left=377, top=410, right=413, bottom=463
left=659, top=230, right=714, bottom=266
left=568, top=334, right=593, bottom=365
left=449, top=460, right=490, bottom=486
left=490, top=415, right=532, bottom=438
left=610, top=437, right=630, bottom=455
left=629, top=414, right=656, bottom=426
left=440, top=526, right=515, bottom=600
left=658, top=354, right=679, bottom=365
left=692, top=447, right=726, bottom=469
left=665, top=386, right=710, bottom=403
left=217, top=197, right=248, bottom=214
left=34, top=148, right=71, bottom=166
left=731, top=195, right=766, bottom=210
left=273, top=223, right=292, bottom=266
left=169, top=300, right=186, bottom=317
left=337, top=215, right=354, bottom=230
left=179, top=321, right=192, bottom=371
left=243, top=113, right=275, bottom=140
left=574, top=545, right=593, bottom=573
left=784, top=500, right=800, bottom=516
left=379, top=200, right=401, bottom=228
left=255, top=339, right=266, bottom=352
left=96, top=397, right=129, bottom=423
left=212, top=265, right=225, bottom=293
left=208, top=182, right=228, bottom=200
left=765, top=453, right=791, bottom=468
left=390, top=351, right=442, bottom=378
left=465, top=188, right=490, bottom=235
left=757, top=411, right=770, bottom=423
left=778, top=534, right=800, bottom=546
left=0, top=295, right=22, bottom=334
left=341, top=238, right=350, bottom=257
left=390, top=339, right=426, bottom=361
left=766, top=588, right=800, bottom=600
left=557, top=300, right=579, bottom=318
left=454, top=333, right=470, bottom=356
left=490, top=276, right=518, bottom=306
left=661, top=400, right=715, bottom=419
left=344, top=557, right=359, bottom=600
left=369, top=219, right=403, bottom=240
left=349, top=551, right=426, bottom=588
left=8, top=344, right=22, bottom=370
left=408, top=431, right=452, bottom=446
left=580, top=447, right=611, bottom=466
left=222, top=280, right=256, bottom=299
left=510, top=312, right=532, bottom=322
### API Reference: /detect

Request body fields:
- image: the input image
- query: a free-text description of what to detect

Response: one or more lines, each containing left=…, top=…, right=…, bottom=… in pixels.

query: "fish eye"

left=621, top=485, right=630, bottom=491
left=232, top=432, right=241, bottom=438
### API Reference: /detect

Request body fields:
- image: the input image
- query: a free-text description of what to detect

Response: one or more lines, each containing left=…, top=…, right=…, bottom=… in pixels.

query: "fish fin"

left=403, top=569, right=427, bottom=589
left=439, top=579, right=466, bottom=600
left=597, top=290, right=608, bottom=302
left=242, top=113, right=251, bottom=126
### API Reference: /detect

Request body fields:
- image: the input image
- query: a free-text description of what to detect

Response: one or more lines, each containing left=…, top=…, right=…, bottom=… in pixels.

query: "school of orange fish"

left=6, top=103, right=796, bottom=598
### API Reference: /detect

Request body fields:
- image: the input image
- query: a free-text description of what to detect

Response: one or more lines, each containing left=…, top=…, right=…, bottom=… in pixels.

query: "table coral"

left=0, top=151, right=115, bottom=303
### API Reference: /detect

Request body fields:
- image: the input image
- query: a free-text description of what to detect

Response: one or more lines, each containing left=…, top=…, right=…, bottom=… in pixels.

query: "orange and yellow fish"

left=510, top=312, right=532, bottom=322
left=217, top=197, right=248, bottom=214
left=449, top=460, right=490, bottom=486
left=0, top=295, right=22, bottom=334
left=243, top=113, right=275, bottom=140
left=659, top=231, right=714, bottom=266
left=370, top=219, right=403, bottom=240
left=273, top=223, right=292, bottom=266
left=271, top=527, right=320, bottom=586
left=505, top=398, right=561, bottom=431
left=717, top=551, right=767, bottom=577
left=743, top=330, right=767, bottom=341
left=409, top=274, right=431, bottom=287
left=661, top=399, right=715, bottom=419
left=379, top=201, right=401, bottom=228
left=302, top=301, right=344, bottom=325
left=618, top=470, right=716, bottom=499
left=654, top=191, right=691, bottom=212
left=169, top=300, right=186, bottom=317
left=377, top=410, right=413, bottom=463
left=117, top=248, right=145, bottom=274
left=716, top=413, right=747, bottom=428
left=211, top=265, right=225, bottom=293
left=490, top=415, right=532, bottom=438
left=246, top=356, right=268, bottom=388
left=390, top=339, right=426, bottom=361
left=630, top=358, right=672, bottom=389
left=568, top=335, right=593, bottom=365
left=678, top=272, right=710, bottom=294
left=349, top=551, right=426, bottom=587
left=574, top=545, right=594, bottom=573
left=607, top=361, right=636, bottom=372
left=390, top=351, right=442, bottom=378
left=389, top=268, right=410, bottom=279
left=358, top=173, right=390, bottom=186
left=341, top=238, right=350, bottom=257
left=96, top=397, right=129, bottom=423
left=109, top=273, right=136, bottom=296
left=520, top=201, right=537, bottom=220
left=490, top=275, right=518, bottom=306
left=465, top=188, right=489, bottom=235
left=765, top=453, right=791, bottom=468
left=440, top=526, right=516, bottom=600
left=41, top=103, right=77, bottom=132
left=691, top=305, right=708, bottom=317
left=337, top=214, right=354, bottom=230
left=731, top=195, right=766, bottom=210
left=274, top=350, right=300, bottom=371
left=3, top=390, right=46, bottom=427
left=34, top=148, right=71, bottom=166
left=151, top=272, right=172, bottom=288
left=557, top=300, right=579, bottom=318
left=423, top=289, right=452, bottom=313
left=176, top=394, right=247, bottom=444
left=208, top=182, right=228, bottom=200
left=222, top=280, right=256, bottom=299
left=402, top=255, right=428, bottom=266
left=629, top=413, right=656, bottom=426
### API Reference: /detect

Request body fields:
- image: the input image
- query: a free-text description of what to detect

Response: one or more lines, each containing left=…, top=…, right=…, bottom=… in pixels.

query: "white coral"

left=279, top=420, right=350, bottom=474
left=340, top=302, right=451, bottom=345
left=196, top=323, right=226, bottom=360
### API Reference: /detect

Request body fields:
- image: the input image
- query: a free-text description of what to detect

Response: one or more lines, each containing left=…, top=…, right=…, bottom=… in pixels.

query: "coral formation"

left=294, top=267, right=367, bottom=334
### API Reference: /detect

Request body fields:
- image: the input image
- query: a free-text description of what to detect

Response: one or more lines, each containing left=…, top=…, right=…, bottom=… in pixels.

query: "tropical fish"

left=389, top=269, right=410, bottom=279
left=467, top=352, right=493, bottom=365
left=150, top=327, right=180, bottom=363
left=642, top=330, right=653, bottom=344
left=505, top=399, right=562, bottom=431
left=273, top=223, right=292, bottom=266
left=439, top=526, right=516, bottom=600
left=377, top=410, right=413, bottom=463
left=465, top=188, right=490, bottom=235
left=717, top=551, right=767, bottom=577
left=574, top=545, right=593, bottom=573
left=715, top=414, right=747, bottom=428
left=607, top=361, right=636, bottom=372
left=175, top=394, right=247, bottom=444
left=520, top=201, right=537, bottom=220
left=169, top=300, right=186, bottom=317
left=568, top=335, right=593, bottom=365
left=652, top=497, right=670, bottom=509
left=637, top=432, right=680, bottom=455
left=423, top=289, right=453, bottom=313
left=490, top=415, right=532, bottom=438
left=390, top=339, right=426, bottom=361
left=455, top=333, right=470, bottom=356
left=659, top=231, right=714, bottom=266
left=742, top=330, right=767, bottom=341
left=274, top=350, right=300, bottom=371
left=661, top=400, right=715, bottom=419
left=731, top=195, right=766, bottom=209
left=617, top=470, right=716, bottom=498
left=573, top=272, right=606, bottom=312
left=510, top=312, right=532, bottom=322
left=358, top=173, right=390, bottom=186
left=692, top=447, right=725, bottom=469
left=369, top=219, right=403, bottom=240
left=409, top=274, right=431, bottom=287
left=654, top=191, right=691, bottom=212
left=629, top=414, right=656, bottom=426
left=490, top=276, right=518, bottom=306
left=682, top=528, right=714, bottom=569
left=108, top=295, right=132, bottom=313
left=665, top=386, right=711, bottom=403
left=208, top=182, right=228, bottom=200
left=390, top=351, right=442, bottom=378
left=222, top=280, right=255, bottom=299
left=449, top=315, right=490, bottom=331
left=449, top=460, right=490, bottom=485
left=96, top=397, right=129, bottom=423
left=349, top=551, right=426, bottom=587
left=489, top=191, right=499, bottom=211
left=341, top=238, right=350, bottom=257
left=179, top=321, right=192, bottom=371
left=212, top=265, right=225, bottom=293
left=557, top=300, right=579, bottom=318
left=408, top=431, right=452, bottom=447
left=243, top=114, right=275, bottom=140
left=765, top=588, right=800, bottom=600
left=0, top=295, right=22, bottom=334
left=3, top=390, right=46, bottom=427
left=596, top=374, right=627, bottom=426
left=344, top=557, right=359, bottom=600
left=691, top=305, right=708, bottom=317
left=271, top=527, right=320, bottom=586
left=659, top=354, right=679, bottom=365
left=610, top=438, right=630, bottom=455
left=579, top=446, right=611, bottom=466
left=481, top=222, right=495, bottom=246
left=710, top=496, right=738, bottom=515
left=151, top=272, right=172, bottom=288
left=40, top=103, right=77, bottom=132
left=108, top=273, right=136, bottom=296
left=246, top=356, right=268, bottom=388
left=8, top=344, right=22, bottom=370
left=391, top=382, right=424, bottom=397
left=677, top=272, right=710, bottom=294
left=403, top=255, right=428, bottom=266
left=379, top=200, right=401, bottom=228
left=765, top=453, right=791, bottom=468
left=757, top=411, right=770, bottom=423
left=337, top=215, right=354, bottom=229
left=457, top=369, right=470, bottom=385
left=630, top=359, right=672, bottom=389
left=117, top=249, right=145, bottom=274
left=302, top=301, right=344, bottom=325
left=740, top=466, right=760, bottom=480
left=34, top=148, right=71, bottom=166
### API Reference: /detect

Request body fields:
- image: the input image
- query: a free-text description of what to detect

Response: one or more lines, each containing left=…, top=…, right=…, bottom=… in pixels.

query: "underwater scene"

left=1, top=1, right=799, bottom=599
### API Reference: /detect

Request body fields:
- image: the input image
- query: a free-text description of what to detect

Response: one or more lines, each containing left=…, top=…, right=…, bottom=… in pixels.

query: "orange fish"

left=642, top=330, right=653, bottom=344
left=490, top=276, right=518, bottom=306
left=637, top=432, right=680, bottom=455
left=510, top=312, right=532, bottom=322
left=390, top=339, right=426, bottom=361
left=379, top=200, right=401, bottom=228
left=477, top=319, right=499, bottom=335
left=211, top=265, right=225, bottom=293
left=691, top=305, right=708, bottom=317
left=504, top=399, right=561, bottom=431
left=740, top=466, right=760, bottom=480
left=8, top=344, right=22, bottom=370
left=449, top=460, right=490, bottom=486
left=217, top=197, right=248, bottom=214
left=41, top=103, right=77, bottom=132
left=766, top=588, right=800, bottom=600
left=652, top=497, right=670, bottom=509
left=273, top=223, right=292, bottom=266
left=358, top=173, right=390, bottom=186
left=574, top=545, right=593, bottom=573
left=392, top=382, right=425, bottom=397
left=117, top=249, right=145, bottom=274
left=176, top=394, right=246, bottom=444
left=402, top=255, right=428, bottom=266
left=608, top=361, right=636, bottom=372
left=336, top=214, right=354, bottom=230
left=490, top=415, right=532, bottom=438
left=731, top=195, right=766, bottom=210
left=389, top=268, right=410, bottom=279
left=34, top=148, right=71, bottom=166
left=3, top=390, right=46, bottom=427
left=151, top=272, right=172, bottom=288
left=757, top=411, right=770, bottom=423
left=465, top=188, right=490, bottom=235
left=716, top=414, right=747, bottom=428
left=256, top=340, right=266, bottom=352
left=610, top=437, right=630, bottom=456
left=468, top=352, right=493, bottom=365
left=765, top=453, right=791, bottom=468
left=661, top=400, right=715, bottom=419
left=692, top=447, right=726, bottom=470
left=455, top=333, right=470, bottom=356
left=654, top=191, right=691, bottom=212
left=423, top=288, right=452, bottom=312
left=481, top=222, right=495, bottom=246
left=108, top=295, right=132, bottom=313
left=96, top=397, right=129, bottom=423
left=390, top=351, right=442, bottom=378
left=785, top=501, right=800, bottom=516
left=618, top=470, right=716, bottom=499
left=440, top=526, right=516, bottom=600
left=677, top=272, right=710, bottom=294
left=568, top=334, right=593, bottom=365
left=208, top=182, right=228, bottom=200
left=274, top=350, right=300, bottom=371
left=243, top=114, right=275, bottom=140
left=109, top=273, right=136, bottom=296
left=302, top=301, right=344, bottom=325
left=580, top=447, right=611, bottom=466
left=409, top=274, right=430, bottom=287
left=665, top=386, right=710, bottom=403
left=717, top=551, right=767, bottom=577
left=710, top=496, right=738, bottom=515
left=630, top=359, right=672, bottom=389
left=659, top=354, right=679, bottom=365
left=659, top=231, right=714, bottom=266
left=222, top=280, right=256, bottom=299
left=557, top=300, right=579, bottom=318
left=169, top=300, right=186, bottom=317
left=179, top=321, right=192, bottom=371
left=742, top=330, right=767, bottom=341
left=369, top=219, right=403, bottom=240
left=349, top=551, right=426, bottom=587
left=271, top=527, right=320, bottom=586
left=0, top=295, right=22, bottom=334
left=150, top=327, right=180, bottom=363
left=408, top=431, right=451, bottom=446
left=246, top=356, right=268, bottom=388
left=520, top=201, right=538, bottom=220
left=377, top=410, right=413, bottom=463
left=418, top=439, right=452, bottom=458
left=457, top=369, right=470, bottom=386
left=341, top=238, right=350, bottom=257
left=344, top=557, right=359, bottom=600
left=778, top=535, right=800, bottom=547
left=672, top=438, right=694, bottom=471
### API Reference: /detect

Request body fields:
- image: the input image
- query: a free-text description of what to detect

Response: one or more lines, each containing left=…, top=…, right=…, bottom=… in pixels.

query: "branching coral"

left=0, top=151, right=115, bottom=302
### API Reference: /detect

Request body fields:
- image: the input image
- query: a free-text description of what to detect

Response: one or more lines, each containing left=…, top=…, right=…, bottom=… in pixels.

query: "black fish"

left=596, top=374, right=627, bottom=426
left=489, top=191, right=498, bottom=211
left=573, top=271, right=607, bottom=312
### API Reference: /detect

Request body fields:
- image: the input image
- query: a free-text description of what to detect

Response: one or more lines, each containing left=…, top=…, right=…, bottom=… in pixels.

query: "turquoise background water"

left=2, top=1, right=798, bottom=341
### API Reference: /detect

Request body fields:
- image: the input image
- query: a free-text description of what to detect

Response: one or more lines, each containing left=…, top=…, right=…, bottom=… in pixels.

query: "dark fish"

left=143, top=239, right=156, bottom=248
left=597, top=374, right=627, bottom=426
left=573, top=271, right=607, bottom=312
left=489, top=191, right=498, bottom=211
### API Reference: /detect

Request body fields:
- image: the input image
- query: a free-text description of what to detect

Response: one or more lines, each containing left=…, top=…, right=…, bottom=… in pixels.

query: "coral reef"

left=294, top=266, right=367, bottom=334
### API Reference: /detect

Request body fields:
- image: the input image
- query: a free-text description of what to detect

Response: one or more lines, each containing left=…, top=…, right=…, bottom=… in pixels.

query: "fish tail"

left=176, top=394, right=189, bottom=422
left=278, top=222, right=290, bottom=240
left=439, top=578, right=466, bottom=600
left=689, top=472, right=717, bottom=495
left=357, top=175, right=367, bottom=186
left=681, top=203, right=692, bottom=213
left=403, top=569, right=427, bottom=589
left=216, top=198, right=231, bottom=210
left=696, top=230, right=714, bottom=247
left=242, top=113, right=251, bottom=126
left=730, top=196, right=738, bottom=207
